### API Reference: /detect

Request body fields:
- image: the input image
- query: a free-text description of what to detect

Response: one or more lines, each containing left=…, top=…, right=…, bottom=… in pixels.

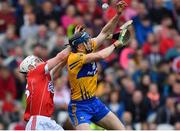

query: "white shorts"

left=25, top=115, right=64, bottom=130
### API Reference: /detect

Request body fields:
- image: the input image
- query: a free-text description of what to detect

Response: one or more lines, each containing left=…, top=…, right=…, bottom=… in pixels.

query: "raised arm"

left=50, top=59, right=67, bottom=80
left=84, top=41, right=121, bottom=63
left=92, top=1, right=127, bottom=48
left=47, top=47, right=71, bottom=71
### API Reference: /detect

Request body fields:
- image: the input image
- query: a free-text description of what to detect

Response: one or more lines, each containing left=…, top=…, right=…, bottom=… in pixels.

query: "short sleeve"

left=68, top=53, right=86, bottom=70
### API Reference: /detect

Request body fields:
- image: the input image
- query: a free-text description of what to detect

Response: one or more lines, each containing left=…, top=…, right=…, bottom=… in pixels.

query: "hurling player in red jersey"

left=19, top=47, right=70, bottom=130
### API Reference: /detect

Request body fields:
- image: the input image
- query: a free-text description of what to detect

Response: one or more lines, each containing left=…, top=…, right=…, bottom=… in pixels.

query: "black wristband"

left=112, top=32, right=120, bottom=40
left=113, top=43, right=118, bottom=49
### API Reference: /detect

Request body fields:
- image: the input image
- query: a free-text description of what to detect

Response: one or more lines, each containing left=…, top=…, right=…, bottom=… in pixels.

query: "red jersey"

left=24, top=63, right=54, bottom=121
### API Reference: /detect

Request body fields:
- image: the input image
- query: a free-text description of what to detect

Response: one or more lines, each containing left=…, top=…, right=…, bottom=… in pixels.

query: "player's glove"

left=112, top=20, right=133, bottom=48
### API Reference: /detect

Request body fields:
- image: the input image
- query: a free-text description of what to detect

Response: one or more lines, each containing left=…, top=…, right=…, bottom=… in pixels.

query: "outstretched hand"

left=113, top=29, right=131, bottom=48
left=74, top=25, right=85, bottom=33
left=116, top=0, right=127, bottom=14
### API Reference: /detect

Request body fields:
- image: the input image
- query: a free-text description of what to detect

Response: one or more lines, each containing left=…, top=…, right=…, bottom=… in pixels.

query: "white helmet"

left=19, top=55, right=40, bottom=73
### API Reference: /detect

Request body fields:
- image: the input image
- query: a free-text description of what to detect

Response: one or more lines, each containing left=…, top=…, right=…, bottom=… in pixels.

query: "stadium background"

left=0, top=0, right=180, bottom=130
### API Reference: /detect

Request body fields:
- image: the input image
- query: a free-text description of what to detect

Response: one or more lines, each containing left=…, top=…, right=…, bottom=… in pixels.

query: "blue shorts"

left=68, top=97, right=110, bottom=126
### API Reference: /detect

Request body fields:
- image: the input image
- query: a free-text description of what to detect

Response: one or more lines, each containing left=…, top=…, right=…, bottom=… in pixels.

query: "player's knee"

left=76, top=123, right=90, bottom=130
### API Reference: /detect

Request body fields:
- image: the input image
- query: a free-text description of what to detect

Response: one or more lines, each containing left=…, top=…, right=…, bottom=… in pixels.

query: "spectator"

left=83, top=13, right=93, bottom=28
left=132, top=3, right=153, bottom=46
left=36, top=1, right=59, bottom=24
left=142, top=33, right=156, bottom=56
left=0, top=1, right=16, bottom=33
left=124, top=0, right=138, bottom=21
left=13, top=67, right=26, bottom=100
left=54, top=76, right=70, bottom=110
left=61, top=5, right=76, bottom=30
left=66, top=15, right=85, bottom=37
left=165, top=35, right=180, bottom=61
left=126, top=90, right=148, bottom=123
left=132, top=59, right=157, bottom=87
left=0, top=26, right=19, bottom=57
left=96, top=81, right=112, bottom=102
left=119, top=39, right=137, bottom=70
left=32, top=44, right=43, bottom=58
left=108, top=89, right=125, bottom=119
left=133, top=14, right=153, bottom=46
left=171, top=80, right=180, bottom=101
left=162, top=73, right=176, bottom=97
left=36, top=25, right=50, bottom=46
left=159, top=28, right=176, bottom=56
left=92, top=16, right=104, bottom=36
left=14, top=45, right=24, bottom=65
left=47, top=20, right=58, bottom=37
left=53, top=76, right=70, bottom=125
left=147, top=42, right=162, bottom=67
left=156, top=16, right=173, bottom=40
left=146, top=83, right=161, bottom=114
left=2, top=93, right=20, bottom=125
left=49, top=37, right=67, bottom=58
left=20, top=13, right=38, bottom=41
left=0, top=66, right=16, bottom=100
left=15, top=1, right=30, bottom=35
left=122, top=111, right=134, bottom=129
left=156, top=97, right=176, bottom=125
left=149, top=0, right=175, bottom=25
left=173, top=0, right=180, bottom=32
left=48, top=26, right=67, bottom=54
left=156, top=60, right=171, bottom=90
left=139, top=74, right=152, bottom=95
left=87, top=0, right=102, bottom=18
left=41, top=45, right=49, bottom=61
left=33, top=44, right=48, bottom=61
left=2, top=93, right=15, bottom=113
left=120, top=77, right=135, bottom=106
left=174, top=102, right=180, bottom=122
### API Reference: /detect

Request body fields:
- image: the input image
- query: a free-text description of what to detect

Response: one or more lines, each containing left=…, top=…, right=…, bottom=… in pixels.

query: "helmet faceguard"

left=19, top=55, right=43, bottom=74
left=69, top=32, right=92, bottom=53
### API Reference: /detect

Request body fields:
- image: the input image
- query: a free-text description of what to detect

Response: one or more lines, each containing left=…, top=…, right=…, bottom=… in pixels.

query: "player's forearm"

left=56, top=47, right=70, bottom=62
left=94, top=1, right=127, bottom=47
left=94, top=14, right=120, bottom=48
left=85, top=44, right=116, bottom=63
left=47, top=47, right=71, bottom=71
left=101, top=14, right=120, bottom=36
left=97, top=44, right=116, bottom=59
left=51, top=60, right=67, bottom=80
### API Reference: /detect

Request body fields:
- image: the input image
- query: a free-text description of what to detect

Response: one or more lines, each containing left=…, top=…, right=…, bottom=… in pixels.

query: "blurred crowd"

left=0, top=0, right=180, bottom=130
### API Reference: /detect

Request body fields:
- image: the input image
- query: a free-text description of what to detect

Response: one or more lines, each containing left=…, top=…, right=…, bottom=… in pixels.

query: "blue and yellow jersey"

left=67, top=40, right=98, bottom=100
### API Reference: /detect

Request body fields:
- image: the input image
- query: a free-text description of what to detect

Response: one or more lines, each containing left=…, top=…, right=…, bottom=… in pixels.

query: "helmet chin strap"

left=83, top=42, right=92, bottom=53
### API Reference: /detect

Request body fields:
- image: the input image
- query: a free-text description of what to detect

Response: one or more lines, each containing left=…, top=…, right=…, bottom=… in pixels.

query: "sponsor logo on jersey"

left=48, top=81, right=55, bottom=93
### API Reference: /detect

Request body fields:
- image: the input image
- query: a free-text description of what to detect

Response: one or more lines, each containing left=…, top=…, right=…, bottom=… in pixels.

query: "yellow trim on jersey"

left=71, top=104, right=78, bottom=126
